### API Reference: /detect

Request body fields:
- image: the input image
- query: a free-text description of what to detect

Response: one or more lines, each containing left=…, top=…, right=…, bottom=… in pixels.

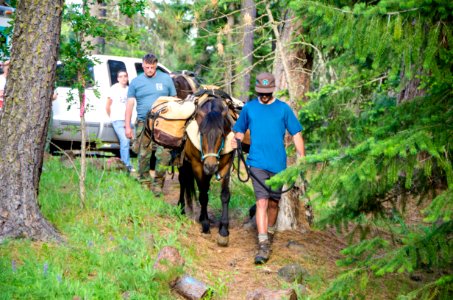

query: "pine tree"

left=269, top=0, right=453, bottom=298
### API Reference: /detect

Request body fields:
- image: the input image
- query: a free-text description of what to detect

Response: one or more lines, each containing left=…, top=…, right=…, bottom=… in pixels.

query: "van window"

left=135, top=63, right=169, bottom=76
left=135, top=63, right=144, bottom=76
left=56, top=62, right=95, bottom=88
left=108, top=60, right=127, bottom=86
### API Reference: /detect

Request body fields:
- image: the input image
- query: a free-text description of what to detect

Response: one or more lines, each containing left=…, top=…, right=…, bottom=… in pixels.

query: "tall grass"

left=0, top=157, right=189, bottom=299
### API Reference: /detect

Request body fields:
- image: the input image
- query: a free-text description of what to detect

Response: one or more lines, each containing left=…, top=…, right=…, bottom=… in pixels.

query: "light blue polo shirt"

left=128, top=70, right=177, bottom=121
left=233, top=98, right=303, bottom=173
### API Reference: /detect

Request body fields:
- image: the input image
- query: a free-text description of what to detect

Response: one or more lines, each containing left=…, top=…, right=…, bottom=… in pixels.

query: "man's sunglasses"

left=257, top=93, right=273, bottom=98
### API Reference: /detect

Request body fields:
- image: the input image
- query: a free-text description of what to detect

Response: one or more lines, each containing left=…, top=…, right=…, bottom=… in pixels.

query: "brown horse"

left=178, top=95, right=234, bottom=246
left=171, top=72, right=200, bottom=100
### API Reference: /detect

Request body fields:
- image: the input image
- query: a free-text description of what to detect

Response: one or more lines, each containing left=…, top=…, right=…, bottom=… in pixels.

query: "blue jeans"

left=112, top=120, right=132, bottom=167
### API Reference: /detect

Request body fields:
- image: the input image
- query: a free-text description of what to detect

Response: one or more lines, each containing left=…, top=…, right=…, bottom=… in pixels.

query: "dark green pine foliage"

left=189, top=0, right=277, bottom=86
left=270, top=0, right=452, bottom=298
left=190, top=0, right=236, bottom=84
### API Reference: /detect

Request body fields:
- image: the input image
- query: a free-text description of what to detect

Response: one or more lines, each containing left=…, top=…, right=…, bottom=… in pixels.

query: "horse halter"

left=199, top=135, right=225, bottom=161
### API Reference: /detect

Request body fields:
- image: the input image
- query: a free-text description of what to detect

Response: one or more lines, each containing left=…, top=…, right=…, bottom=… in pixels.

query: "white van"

left=51, top=55, right=172, bottom=151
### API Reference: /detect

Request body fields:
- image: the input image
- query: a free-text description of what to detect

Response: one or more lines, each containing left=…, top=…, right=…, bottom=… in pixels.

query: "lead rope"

left=235, top=138, right=295, bottom=195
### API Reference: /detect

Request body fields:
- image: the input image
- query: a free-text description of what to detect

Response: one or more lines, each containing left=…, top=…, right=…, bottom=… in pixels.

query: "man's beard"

left=260, top=96, right=273, bottom=104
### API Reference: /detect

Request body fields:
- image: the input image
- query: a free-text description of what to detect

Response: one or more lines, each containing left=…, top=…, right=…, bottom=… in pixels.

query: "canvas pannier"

left=148, top=96, right=196, bottom=148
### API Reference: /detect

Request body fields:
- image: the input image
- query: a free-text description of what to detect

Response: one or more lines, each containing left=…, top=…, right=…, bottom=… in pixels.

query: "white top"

left=0, top=75, right=6, bottom=91
left=108, top=83, right=128, bottom=121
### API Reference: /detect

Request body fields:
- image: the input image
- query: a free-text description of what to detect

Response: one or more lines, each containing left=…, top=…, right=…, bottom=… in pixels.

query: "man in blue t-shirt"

left=232, top=72, right=305, bottom=264
left=125, top=53, right=177, bottom=195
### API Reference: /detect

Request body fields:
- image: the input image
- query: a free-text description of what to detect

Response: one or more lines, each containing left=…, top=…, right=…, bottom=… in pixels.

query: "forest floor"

left=160, top=175, right=347, bottom=299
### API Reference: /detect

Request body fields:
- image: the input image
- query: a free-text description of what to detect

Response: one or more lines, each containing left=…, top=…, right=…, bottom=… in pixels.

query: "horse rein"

left=234, top=138, right=296, bottom=195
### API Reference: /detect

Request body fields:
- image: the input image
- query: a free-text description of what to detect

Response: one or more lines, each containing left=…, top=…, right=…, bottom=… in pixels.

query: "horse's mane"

left=199, top=97, right=228, bottom=137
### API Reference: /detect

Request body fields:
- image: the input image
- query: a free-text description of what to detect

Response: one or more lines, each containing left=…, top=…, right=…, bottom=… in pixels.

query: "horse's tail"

left=179, top=161, right=196, bottom=211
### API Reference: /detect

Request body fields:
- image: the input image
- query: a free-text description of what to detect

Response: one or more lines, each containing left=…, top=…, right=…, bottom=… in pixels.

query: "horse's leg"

left=197, top=175, right=212, bottom=234
left=177, top=165, right=186, bottom=215
left=178, top=160, right=196, bottom=215
left=217, top=172, right=231, bottom=247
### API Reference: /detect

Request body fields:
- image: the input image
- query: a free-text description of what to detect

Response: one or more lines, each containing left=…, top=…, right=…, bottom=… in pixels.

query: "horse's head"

left=171, top=72, right=200, bottom=100
left=197, top=96, right=230, bottom=176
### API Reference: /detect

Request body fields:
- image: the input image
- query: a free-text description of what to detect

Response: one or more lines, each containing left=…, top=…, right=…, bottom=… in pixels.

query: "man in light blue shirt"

left=232, top=72, right=305, bottom=264
left=125, top=53, right=177, bottom=195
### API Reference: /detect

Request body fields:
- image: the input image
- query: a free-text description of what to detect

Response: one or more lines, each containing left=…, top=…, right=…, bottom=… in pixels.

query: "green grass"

left=0, top=156, right=189, bottom=299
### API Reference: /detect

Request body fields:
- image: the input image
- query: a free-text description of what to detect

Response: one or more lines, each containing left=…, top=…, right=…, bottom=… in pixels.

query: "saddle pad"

left=186, top=120, right=235, bottom=155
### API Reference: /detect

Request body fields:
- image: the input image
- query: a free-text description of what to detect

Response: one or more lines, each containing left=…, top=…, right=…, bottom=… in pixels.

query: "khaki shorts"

left=249, top=166, right=282, bottom=201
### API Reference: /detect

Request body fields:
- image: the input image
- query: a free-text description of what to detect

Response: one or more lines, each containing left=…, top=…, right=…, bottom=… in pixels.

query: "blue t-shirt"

left=233, top=98, right=303, bottom=173
left=127, top=70, right=177, bottom=120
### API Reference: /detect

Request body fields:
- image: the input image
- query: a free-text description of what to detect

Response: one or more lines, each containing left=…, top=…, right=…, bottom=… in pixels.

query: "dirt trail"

left=162, top=175, right=346, bottom=299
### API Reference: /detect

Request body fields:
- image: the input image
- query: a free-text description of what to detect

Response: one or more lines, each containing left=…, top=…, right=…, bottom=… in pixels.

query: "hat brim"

left=255, top=86, right=275, bottom=93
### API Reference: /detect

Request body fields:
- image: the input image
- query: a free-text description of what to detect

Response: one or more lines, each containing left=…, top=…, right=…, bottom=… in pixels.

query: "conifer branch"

left=189, top=0, right=267, bottom=25
left=303, top=0, right=420, bottom=16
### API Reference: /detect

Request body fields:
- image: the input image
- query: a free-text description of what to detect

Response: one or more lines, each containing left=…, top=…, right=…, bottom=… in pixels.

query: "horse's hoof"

left=201, top=232, right=211, bottom=240
left=217, top=234, right=229, bottom=247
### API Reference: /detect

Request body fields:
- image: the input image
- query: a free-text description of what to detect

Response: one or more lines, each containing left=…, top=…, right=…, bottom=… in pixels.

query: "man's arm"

left=125, top=97, right=135, bottom=139
left=105, top=97, right=112, bottom=117
left=293, top=132, right=305, bottom=158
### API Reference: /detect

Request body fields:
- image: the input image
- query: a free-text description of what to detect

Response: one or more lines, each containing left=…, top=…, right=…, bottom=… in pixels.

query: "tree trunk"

left=0, top=0, right=63, bottom=241
left=272, top=9, right=313, bottom=231
left=237, top=0, right=255, bottom=101
left=398, top=75, right=424, bottom=104
left=272, top=8, right=313, bottom=107
left=78, top=88, right=87, bottom=207
left=88, top=0, right=106, bottom=54
left=224, top=3, right=236, bottom=96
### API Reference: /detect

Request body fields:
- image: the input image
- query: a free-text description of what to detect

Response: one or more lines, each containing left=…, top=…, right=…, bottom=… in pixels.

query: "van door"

left=97, top=59, right=135, bottom=144
left=52, top=62, right=101, bottom=143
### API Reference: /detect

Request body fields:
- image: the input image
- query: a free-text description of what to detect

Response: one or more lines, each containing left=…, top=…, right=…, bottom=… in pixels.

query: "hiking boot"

left=141, top=180, right=153, bottom=191
left=254, top=241, right=271, bottom=264
left=151, top=175, right=165, bottom=197
left=151, top=183, right=163, bottom=197
left=268, top=231, right=275, bottom=244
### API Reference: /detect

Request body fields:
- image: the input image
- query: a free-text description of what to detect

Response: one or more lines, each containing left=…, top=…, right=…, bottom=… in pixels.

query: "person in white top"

left=106, top=70, right=134, bottom=172
left=0, top=60, right=10, bottom=110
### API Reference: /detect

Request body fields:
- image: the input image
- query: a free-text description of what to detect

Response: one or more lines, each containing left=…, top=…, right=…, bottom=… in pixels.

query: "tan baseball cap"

left=255, top=72, right=276, bottom=93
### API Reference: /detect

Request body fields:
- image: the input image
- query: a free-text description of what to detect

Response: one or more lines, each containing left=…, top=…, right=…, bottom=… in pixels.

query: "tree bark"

left=271, top=8, right=313, bottom=107
left=398, top=75, right=424, bottom=104
left=224, top=3, right=236, bottom=96
left=272, top=9, right=313, bottom=231
left=0, top=0, right=63, bottom=241
left=88, top=0, right=106, bottom=54
left=237, top=0, right=255, bottom=102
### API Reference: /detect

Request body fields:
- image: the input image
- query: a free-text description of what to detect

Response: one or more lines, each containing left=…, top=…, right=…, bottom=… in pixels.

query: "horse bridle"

left=199, top=135, right=225, bottom=161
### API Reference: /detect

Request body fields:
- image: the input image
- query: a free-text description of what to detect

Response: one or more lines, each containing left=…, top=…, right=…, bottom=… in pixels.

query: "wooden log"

left=173, top=275, right=209, bottom=300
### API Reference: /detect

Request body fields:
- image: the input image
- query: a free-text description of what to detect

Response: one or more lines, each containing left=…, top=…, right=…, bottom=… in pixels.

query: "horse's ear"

left=221, top=101, right=229, bottom=117
left=197, top=106, right=207, bottom=123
